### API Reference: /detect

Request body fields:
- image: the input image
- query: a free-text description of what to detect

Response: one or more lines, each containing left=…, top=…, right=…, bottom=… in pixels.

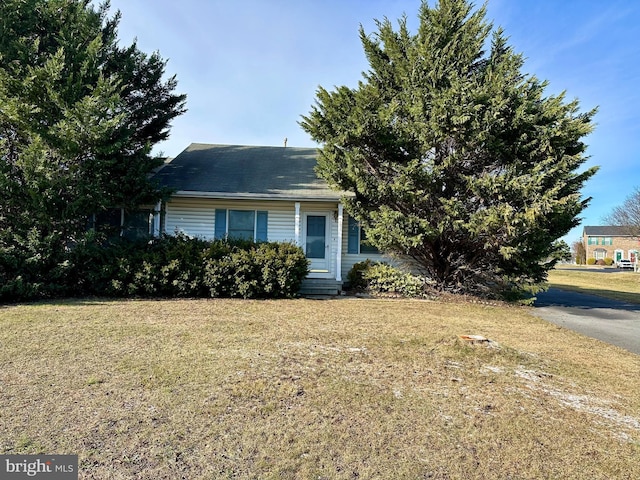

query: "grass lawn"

left=1, top=298, right=639, bottom=479
left=548, top=267, right=640, bottom=304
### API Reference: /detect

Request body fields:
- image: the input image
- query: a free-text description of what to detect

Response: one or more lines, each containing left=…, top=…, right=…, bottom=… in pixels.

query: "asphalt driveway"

left=533, top=288, right=640, bottom=355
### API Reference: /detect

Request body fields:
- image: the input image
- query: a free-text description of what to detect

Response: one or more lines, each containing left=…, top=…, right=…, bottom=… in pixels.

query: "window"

left=228, top=210, right=255, bottom=240
left=306, top=215, right=326, bottom=258
left=215, top=209, right=268, bottom=241
left=93, top=207, right=154, bottom=240
left=602, top=237, right=613, bottom=245
left=123, top=210, right=154, bottom=241
left=587, top=237, right=598, bottom=245
left=593, top=249, right=606, bottom=260
left=347, top=216, right=379, bottom=254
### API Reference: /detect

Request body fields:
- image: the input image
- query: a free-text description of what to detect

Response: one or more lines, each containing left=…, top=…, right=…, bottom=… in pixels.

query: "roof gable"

left=154, top=143, right=343, bottom=201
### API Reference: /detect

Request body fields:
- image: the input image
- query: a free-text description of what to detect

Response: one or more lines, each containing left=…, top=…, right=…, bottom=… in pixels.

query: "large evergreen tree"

left=301, top=0, right=597, bottom=299
left=0, top=0, right=186, bottom=296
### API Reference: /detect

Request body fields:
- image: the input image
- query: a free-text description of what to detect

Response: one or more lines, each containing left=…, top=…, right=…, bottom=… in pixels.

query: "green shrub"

left=119, top=237, right=309, bottom=299
left=130, top=234, right=210, bottom=297
left=0, top=233, right=309, bottom=302
left=0, top=227, right=69, bottom=301
left=603, top=257, right=614, bottom=266
left=255, top=242, right=309, bottom=296
left=586, top=258, right=596, bottom=265
left=204, top=242, right=308, bottom=298
left=348, top=261, right=427, bottom=298
left=347, top=259, right=378, bottom=290
left=363, top=263, right=427, bottom=297
left=64, top=232, right=142, bottom=296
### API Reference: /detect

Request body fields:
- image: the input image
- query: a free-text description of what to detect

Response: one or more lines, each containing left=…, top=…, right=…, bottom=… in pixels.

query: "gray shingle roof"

left=153, top=143, right=342, bottom=201
left=583, top=225, right=635, bottom=236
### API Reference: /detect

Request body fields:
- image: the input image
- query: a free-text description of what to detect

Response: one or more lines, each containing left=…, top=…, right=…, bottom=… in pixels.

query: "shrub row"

left=586, top=257, right=614, bottom=266
left=0, top=233, right=309, bottom=301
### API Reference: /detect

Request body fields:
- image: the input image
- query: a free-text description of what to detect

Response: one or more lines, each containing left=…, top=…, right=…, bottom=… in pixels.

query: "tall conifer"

left=0, top=0, right=186, bottom=296
left=301, top=0, right=597, bottom=298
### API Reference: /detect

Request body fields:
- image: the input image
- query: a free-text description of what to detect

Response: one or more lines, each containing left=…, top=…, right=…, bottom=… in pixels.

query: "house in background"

left=582, top=225, right=639, bottom=263
left=152, top=143, right=390, bottom=292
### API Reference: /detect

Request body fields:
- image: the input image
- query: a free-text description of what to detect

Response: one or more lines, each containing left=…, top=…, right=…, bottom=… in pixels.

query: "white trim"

left=225, top=209, right=261, bottom=242
left=153, top=201, right=161, bottom=237
left=336, top=204, right=343, bottom=282
left=593, top=248, right=606, bottom=260
left=294, top=202, right=301, bottom=246
left=302, top=211, right=332, bottom=278
left=172, top=190, right=344, bottom=202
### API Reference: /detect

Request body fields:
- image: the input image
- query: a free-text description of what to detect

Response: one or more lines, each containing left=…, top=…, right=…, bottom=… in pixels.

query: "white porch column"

left=294, top=202, right=301, bottom=246
left=336, top=203, right=343, bottom=282
left=153, top=201, right=162, bottom=237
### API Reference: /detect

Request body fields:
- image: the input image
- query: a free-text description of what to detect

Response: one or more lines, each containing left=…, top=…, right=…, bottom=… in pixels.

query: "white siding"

left=164, top=197, right=398, bottom=281
left=164, top=197, right=332, bottom=245
left=265, top=207, right=296, bottom=243
left=165, top=198, right=216, bottom=239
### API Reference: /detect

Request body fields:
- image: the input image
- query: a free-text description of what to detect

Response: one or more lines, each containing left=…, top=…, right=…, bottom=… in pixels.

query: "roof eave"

left=170, top=190, right=350, bottom=202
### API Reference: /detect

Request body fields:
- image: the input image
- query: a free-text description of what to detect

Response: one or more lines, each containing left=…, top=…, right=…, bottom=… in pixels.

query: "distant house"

left=582, top=226, right=639, bottom=263
left=152, top=143, right=390, bottom=287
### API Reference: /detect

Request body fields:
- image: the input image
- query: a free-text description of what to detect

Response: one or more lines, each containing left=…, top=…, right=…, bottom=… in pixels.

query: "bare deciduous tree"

left=606, top=187, right=640, bottom=237
left=572, top=240, right=586, bottom=265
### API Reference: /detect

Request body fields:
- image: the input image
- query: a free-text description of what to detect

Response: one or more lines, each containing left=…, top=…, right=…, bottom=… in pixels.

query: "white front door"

left=303, top=213, right=331, bottom=276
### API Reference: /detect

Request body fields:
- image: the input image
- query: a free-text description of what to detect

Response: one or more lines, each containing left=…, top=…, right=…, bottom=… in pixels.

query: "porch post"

left=153, top=201, right=162, bottom=237
left=294, top=202, right=301, bottom=246
left=336, top=203, right=343, bottom=282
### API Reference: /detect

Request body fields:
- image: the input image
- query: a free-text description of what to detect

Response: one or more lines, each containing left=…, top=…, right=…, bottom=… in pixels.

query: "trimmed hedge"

left=203, top=242, right=309, bottom=298
left=0, top=234, right=309, bottom=301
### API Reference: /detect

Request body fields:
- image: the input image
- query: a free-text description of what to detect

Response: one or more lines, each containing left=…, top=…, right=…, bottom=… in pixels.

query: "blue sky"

left=104, top=0, right=640, bottom=245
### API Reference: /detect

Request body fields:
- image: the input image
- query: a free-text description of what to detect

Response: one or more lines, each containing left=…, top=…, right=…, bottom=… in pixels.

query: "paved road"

left=533, top=288, right=640, bottom=355
left=557, top=267, right=635, bottom=274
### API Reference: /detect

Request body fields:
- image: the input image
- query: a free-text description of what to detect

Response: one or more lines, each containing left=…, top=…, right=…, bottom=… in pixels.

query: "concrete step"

left=299, top=279, right=342, bottom=296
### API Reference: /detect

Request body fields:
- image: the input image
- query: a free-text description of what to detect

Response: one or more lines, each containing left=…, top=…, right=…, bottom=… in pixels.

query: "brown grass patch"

left=549, top=268, right=640, bottom=304
left=1, top=298, right=639, bottom=479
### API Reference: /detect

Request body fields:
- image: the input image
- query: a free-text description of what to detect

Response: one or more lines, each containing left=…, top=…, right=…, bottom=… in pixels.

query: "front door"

left=304, top=213, right=330, bottom=276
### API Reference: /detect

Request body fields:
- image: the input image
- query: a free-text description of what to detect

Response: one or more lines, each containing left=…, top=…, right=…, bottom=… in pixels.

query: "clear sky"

left=103, top=0, right=640, bottom=245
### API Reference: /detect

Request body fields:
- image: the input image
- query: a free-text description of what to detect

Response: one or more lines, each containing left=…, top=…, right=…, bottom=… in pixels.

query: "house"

left=152, top=143, right=390, bottom=291
left=582, top=225, right=639, bottom=263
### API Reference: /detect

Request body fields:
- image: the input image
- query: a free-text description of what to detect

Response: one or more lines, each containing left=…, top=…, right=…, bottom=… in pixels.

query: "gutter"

left=171, top=190, right=350, bottom=202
